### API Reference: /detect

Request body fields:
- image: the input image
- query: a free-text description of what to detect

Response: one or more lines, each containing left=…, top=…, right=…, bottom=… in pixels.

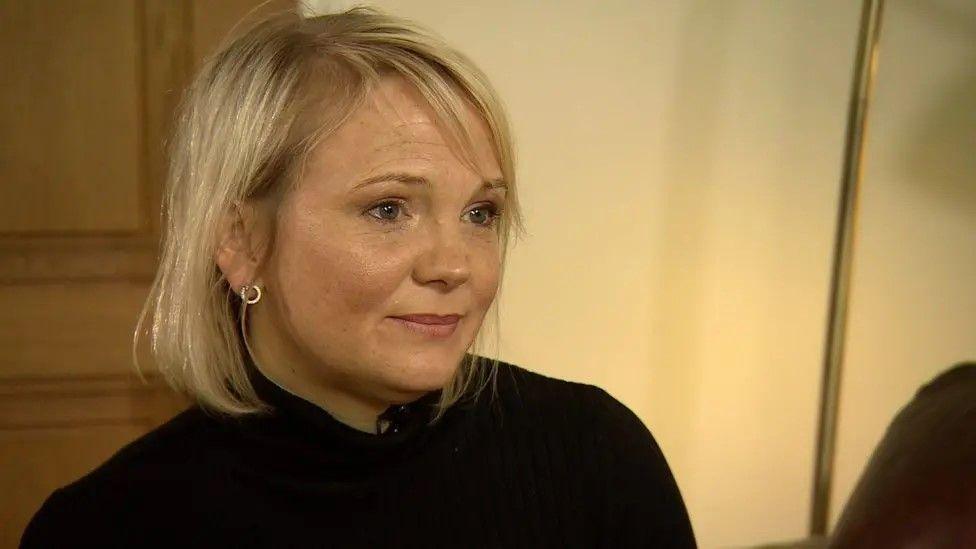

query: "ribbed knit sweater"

left=21, top=359, right=695, bottom=548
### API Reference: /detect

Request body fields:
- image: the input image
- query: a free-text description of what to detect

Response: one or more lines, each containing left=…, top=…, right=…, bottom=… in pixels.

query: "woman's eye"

left=465, top=203, right=501, bottom=227
left=366, top=201, right=405, bottom=222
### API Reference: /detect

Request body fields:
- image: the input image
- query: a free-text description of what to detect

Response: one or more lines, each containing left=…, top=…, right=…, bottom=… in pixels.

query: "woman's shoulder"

left=495, top=359, right=651, bottom=434
left=20, top=407, right=222, bottom=546
left=489, top=359, right=670, bottom=465
left=491, top=360, right=696, bottom=545
left=72, top=406, right=218, bottom=486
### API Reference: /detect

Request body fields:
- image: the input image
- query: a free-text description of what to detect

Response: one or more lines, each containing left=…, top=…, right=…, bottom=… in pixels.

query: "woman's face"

left=252, top=76, right=504, bottom=406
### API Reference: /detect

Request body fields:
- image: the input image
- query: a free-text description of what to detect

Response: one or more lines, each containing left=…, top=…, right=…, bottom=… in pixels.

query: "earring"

left=240, top=284, right=262, bottom=305
left=237, top=284, right=262, bottom=365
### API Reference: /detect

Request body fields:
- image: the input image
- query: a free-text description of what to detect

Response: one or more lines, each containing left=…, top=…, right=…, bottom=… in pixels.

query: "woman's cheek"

left=472, top=243, right=501, bottom=309
left=471, top=230, right=502, bottom=268
left=336, top=241, right=415, bottom=312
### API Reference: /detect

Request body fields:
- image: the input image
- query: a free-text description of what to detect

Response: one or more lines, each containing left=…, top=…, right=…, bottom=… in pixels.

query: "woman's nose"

left=412, top=223, right=470, bottom=290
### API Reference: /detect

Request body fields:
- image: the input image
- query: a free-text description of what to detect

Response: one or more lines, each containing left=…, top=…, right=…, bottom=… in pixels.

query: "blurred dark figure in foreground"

left=831, top=361, right=976, bottom=548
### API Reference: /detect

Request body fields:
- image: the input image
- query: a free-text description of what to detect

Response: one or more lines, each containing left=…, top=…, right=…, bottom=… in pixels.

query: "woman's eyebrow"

left=353, top=172, right=507, bottom=192
left=353, top=172, right=429, bottom=190
left=483, top=178, right=508, bottom=192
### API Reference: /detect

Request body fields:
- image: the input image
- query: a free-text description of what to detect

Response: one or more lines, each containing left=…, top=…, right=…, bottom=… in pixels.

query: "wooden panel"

left=0, top=235, right=157, bottom=284
left=0, top=0, right=143, bottom=234
left=0, top=375, right=183, bottom=548
left=143, top=0, right=192, bottom=237
left=0, top=2, right=292, bottom=546
left=0, top=0, right=191, bottom=281
left=0, top=375, right=177, bottom=427
left=0, top=282, right=154, bottom=378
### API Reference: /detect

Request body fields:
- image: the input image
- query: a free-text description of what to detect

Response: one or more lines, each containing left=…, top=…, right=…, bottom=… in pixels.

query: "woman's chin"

left=385, top=356, right=461, bottom=395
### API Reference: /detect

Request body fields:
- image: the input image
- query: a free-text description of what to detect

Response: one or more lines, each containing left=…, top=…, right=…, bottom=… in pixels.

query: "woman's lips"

left=389, top=314, right=461, bottom=337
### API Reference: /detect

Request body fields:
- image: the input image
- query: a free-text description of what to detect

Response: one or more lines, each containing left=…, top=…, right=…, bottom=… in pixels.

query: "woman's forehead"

left=306, top=76, right=501, bottom=182
left=367, top=77, right=442, bottom=133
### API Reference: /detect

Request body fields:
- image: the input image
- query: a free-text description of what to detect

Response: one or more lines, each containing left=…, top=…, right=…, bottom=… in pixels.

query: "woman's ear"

left=216, top=203, right=268, bottom=291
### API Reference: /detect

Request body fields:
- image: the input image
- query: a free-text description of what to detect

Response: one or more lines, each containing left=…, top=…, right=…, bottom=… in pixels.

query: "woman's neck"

left=255, top=362, right=387, bottom=433
left=244, top=313, right=390, bottom=434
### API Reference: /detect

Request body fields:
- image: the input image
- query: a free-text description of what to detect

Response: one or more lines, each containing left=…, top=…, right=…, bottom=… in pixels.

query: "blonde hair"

left=136, top=6, right=523, bottom=422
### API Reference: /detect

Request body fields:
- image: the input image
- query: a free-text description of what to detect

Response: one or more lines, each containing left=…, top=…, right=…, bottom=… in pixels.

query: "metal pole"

left=809, top=0, right=886, bottom=536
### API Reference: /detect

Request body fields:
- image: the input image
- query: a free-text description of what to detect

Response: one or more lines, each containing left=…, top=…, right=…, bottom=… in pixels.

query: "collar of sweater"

left=214, top=356, right=450, bottom=479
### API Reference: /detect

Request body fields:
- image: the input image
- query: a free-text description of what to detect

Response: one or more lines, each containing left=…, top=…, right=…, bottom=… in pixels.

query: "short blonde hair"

left=137, top=6, right=523, bottom=421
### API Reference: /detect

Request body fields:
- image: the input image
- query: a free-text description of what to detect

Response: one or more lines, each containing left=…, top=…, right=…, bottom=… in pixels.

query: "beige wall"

left=306, top=1, right=973, bottom=547
left=830, top=0, right=976, bottom=528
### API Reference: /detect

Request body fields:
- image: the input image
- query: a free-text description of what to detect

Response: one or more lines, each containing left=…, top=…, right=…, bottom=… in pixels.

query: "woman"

left=22, top=7, right=694, bottom=548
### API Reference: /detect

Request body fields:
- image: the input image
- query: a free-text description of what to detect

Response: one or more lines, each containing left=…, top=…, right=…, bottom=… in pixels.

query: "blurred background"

left=1, top=1, right=973, bottom=547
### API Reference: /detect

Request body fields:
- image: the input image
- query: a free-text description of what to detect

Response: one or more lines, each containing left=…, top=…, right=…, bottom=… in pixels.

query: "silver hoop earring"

left=240, top=284, right=262, bottom=305
left=237, top=284, right=261, bottom=366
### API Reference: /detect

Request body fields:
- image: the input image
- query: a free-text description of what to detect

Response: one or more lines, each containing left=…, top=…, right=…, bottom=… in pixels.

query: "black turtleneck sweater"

left=21, top=359, right=695, bottom=548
